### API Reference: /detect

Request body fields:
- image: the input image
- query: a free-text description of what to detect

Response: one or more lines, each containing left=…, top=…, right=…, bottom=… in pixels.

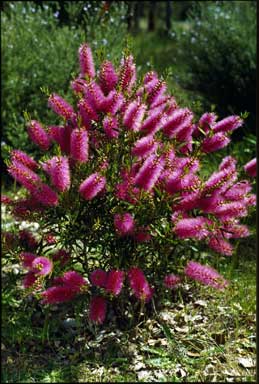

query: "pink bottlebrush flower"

left=23, top=272, right=39, bottom=289
left=222, top=223, right=250, bottom=239
left=27, top=120, right=50, bottom=150
left=165, top=173, right=200, bottom=195
left=134, top=227, right=151, bottom=243
left=78, top=98, right=99, bottom=127
left=11, top=150, right=38, bottom=170
left=140, top=109, right=165, bottom=135
left=52, top=276, right=65, bottom=286
left=79, top=173, right=106, bottom=200
left=19, top=230, right=38, bottom=249
left=164, top=274, right=181, bottom=288
left=212, top=115, right=243, bottom=133
left=114, top=213, right=135, bottom=236
left=78, top=43, right=95, bottom=78
left=90, top=269, right=107, bottom=288
left=41, top=286, right=77, bottom=304
left=144, top=71, right=158, bottom=84
left=52, top=250, right=70, bottom=266
left=202, top=167, right=237, bottom=196
left=244, top=194, right=256, bottom=207
left=147, top=80, right=167, bottom=107
left=171, top=211, right=188, bottom=223
left=48, top=125, right=72, bottom=154
left=44, top=233, right=56, bottom=244
left=20, top=252, right=37, bottom=269
left=8, top=160, right=41, bottom=192
left=62, top=271, right=87, bottom=290
left=102, top=90, right=125, bottom=115
left=85, top=81, right=105, bottom=111
left=214, top=201, right=247, bottom=220
left=123, top=101, right=146, bottom=132
left=134, top=154, right=165, bottom=192
left=223, top=181, right=252, bottom=201
left=103, top=116, right=119, bottom=139
left=162, top=108, right=193, bottom=138
left=89, top=296, right=107, bottom=324
left=48, top=94, right=75, bottom=121
left=70, top=129, right=89, bottom=163
left=173, top=190, right=201, bottom=212
left=198, top=193, right=224, bottom=213
left=99, top=60, right=118, bottom=94
left=32, top=183, right=59, bottom=207
left=31, top=256, right=53, bottom=276
left=1, top=195, right=13, bottom=204
left=128, top=267, right=154, bottom=302
left=201, top=132, right=231, bottom=153
left=219, top=156, right=237, bottom=171
left=193, top=112, right=218, bottom=137
left=185, top=261, right=228, bottom=289
left=105, top=270, right=124, bottom=296
left=208, top=237, right=233, bottom=256
left=119, top=55, right=136, bottom=92
left=244, top=158, right=256, bottom=178
left=71, top=77, right=88, bottom=94
left=165, top=96, right=178, bottom=115
left=174, top=217, right=211, bottom=240
left=43, top=156, right=71, bottom=192
left=131, top=135, right=158, bottom=159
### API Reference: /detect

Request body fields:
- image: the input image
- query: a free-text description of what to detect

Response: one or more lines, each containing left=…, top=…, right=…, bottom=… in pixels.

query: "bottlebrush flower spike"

left=19, top=230, right=38, bottom=249
left=123, top=101, right=146, bottom=132
left=163, top=108, right=193, bottom=138
left=42, top=156, right=70, bottom=192
left=244, top=158, right=256, bottom=178
left=79, top=173, right=106, bottom=200
left=174, top=217, right=211, bottom=240
left=213, top=201, right=247, bottom=220
left=89, top=296, right=107, bottom=324
left=28, top=120, right=51, bottom=150
left=208, top=237, right=233, bottom=256
left=78, top=99, right=99, bottom=128
left=20, top=252, right=37, bottom=269
left=71, top=77, right=88, bottom=94
left=164, top=274, right=181, bottom=288
left=31, top=256, right=53, bottom=276
left=128, top=267, right=154, bottom=302
left=131, top=135, right=158, bottom=159
left=62, top=271, right=87, bottom=290
left=99, top=60, right=118, bottom=94
left=119, top=55, right=136, bottom=92
left=23, top=272, right=39, bottom=289
left=52, top=250, right=70, bottom=266
left=134, top=153, right=165, bottom=192
left=212, top=115, right=243, bottom=133
left=140, top=108, right=165, bottom=135
left=185, top=261, right=228, bottom=289
left=78, top=43, right=95, bottom=78
left=41, top=286, right=77, bottom=304
left=114, top=213, right=135, bottom=236
left=102, top=90, right=125, bottom=115
left=1, top=195, right=13, bottom=205
left=223, top=181, right=252, bottom=201
left=84, top=82, right=106, bottom=111
left=32, top=183, right=59, bottom=207
left=105, top=270, right=124, bottom=296
left=103, top=116, right=119, bottom=139
left=48, top=94, right=75, bottom=121
left=219, top=156, right=237, bottom=171
left=48, top=125, right=72, bottom=154
left=90, top=269, right=107, bottom=288
left=8, top=160, right=41, bottom=192
left=134, top=227, right=151, bottom=243
left=11, top=150, right=38, bottom=170
left=70, top=129, right=89, bottom=163
left=193, top=112, right=218, bottom=137
left=201, top=132, right=231, bottom=153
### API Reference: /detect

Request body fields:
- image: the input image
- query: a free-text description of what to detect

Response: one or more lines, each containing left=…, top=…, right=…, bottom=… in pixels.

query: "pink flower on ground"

left=11, top=150, right=38, bottom=170
left=28, top=120, right=51, bottom=150
left=174, top=217, right=211, bottom=240
left=105, top=270, right=124, bottom=296
left=185, top=261, right=228, bottom=290
left=70, top=129, right=89, bottom=163
left=90, top=269, right=107, bottom=288
left=114, top=213, right=135, bottom=236
left=78, top=43, right=95, bottom=78
left=79, top=173, right=106, bottom=200
left=31, top=256, right=53, bottom=276
left=164, top=274, right=181, bottom=289
left=41, top=286, right=77, bottom=304
left=128, top=267, right=154, bottom=302
left=244, top=158, right=256, bottom=178
left=89, top=296, right=107, bottom=324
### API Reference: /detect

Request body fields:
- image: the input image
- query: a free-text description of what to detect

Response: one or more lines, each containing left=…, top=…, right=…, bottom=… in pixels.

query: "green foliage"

left=173, top=1, right=256, bottom=136
left=1, top=1, right=128, bottom=159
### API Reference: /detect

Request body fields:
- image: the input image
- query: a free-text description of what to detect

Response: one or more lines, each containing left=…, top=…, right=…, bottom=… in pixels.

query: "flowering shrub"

left=3, top=43, right=256, bottom=326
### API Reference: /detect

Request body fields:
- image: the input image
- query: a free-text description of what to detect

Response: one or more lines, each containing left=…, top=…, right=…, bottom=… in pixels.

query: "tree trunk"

left=165, top=1, right=172, bottom=34
left=148, top=1, right=156, bottom=31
